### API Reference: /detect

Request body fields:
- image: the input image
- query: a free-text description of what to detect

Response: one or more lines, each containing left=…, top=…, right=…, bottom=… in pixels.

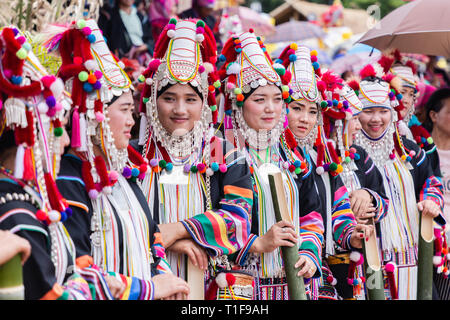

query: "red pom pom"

left=73, top=56, right=83, bottom=65
left=359, top=64, right=377, bottom=79
left=148, top=59, right=161, bottom=72
left=225, top=273, right=236, bottom=286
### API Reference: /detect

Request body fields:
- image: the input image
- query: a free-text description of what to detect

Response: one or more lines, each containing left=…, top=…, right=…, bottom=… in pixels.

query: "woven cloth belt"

left=326, top=253, right=350, bottom=265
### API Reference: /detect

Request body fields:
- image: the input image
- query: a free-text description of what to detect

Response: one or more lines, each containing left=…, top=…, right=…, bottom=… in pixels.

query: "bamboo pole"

left=186, top=257, right=205, bottom=300
left=362, top=217, right=385, bottom=300
left=417, top=213, right=434, bottom=300
left=0, top=254, right=24, bottom=300
left=268, top=172, right=307, bottom=300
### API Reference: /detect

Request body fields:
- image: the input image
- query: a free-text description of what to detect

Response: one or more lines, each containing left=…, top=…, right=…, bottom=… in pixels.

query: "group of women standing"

left=0, top=17, right=447, bottom=300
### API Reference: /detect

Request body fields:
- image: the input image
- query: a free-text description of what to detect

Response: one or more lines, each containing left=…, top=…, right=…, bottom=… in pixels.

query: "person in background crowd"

left=101, top=0, right=153, bottom=63
left=148, top=0, right=178, bottom=44
left=179, top=0, right=217, bottom=34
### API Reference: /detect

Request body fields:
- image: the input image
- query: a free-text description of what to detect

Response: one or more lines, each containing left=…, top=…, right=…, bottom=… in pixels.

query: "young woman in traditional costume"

left=353, top=62, right=446, bottom=300
left=277, top=43, right=386, bottom=300
left=379, top=50, right=441, bottom=176
left=133, top=18, right=254, bottom=298
left=44, top=19, right=190, bottom=300
left=215, top=31, right=325, bottom=300
left=0, top=26, right=124, bottom=300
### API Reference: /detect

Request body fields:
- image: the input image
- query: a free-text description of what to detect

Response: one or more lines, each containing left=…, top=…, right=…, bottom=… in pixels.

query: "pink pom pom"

left=196, top=26, right=205, bottom=34
left=409, top=150, right=416, bottom=157
left=287, top=49, right=295, bottom=56
left=385, top=262, right=396, bottom=273
left=389, top=153, right=396, bottom=160
left=88, top=189, right=99, bottom=199
left=219, top=164, right=228, bottom=173
left=82, top=27, right=92, bottom=35
left=95, top=111, right=104, bottom=122
left=41, top=75, right=55, bottom=88
left=198, top=65, right=205, bottom=73
left=310, top=55, right=318, bottom=63
left=54, top=102, right=63, bottom=111
left=317, top=80, right=326, bottom=92
left=3, top=69, right=12, bottom=78
left=138, top=173, right=146, bottom=180
left=226, top=82, right=236, bottom=90
left=94, top=70, right=103, bottom=79
left=109, top=170, right=119, bottom=181
left=148, top=59, right=161, bottom=72
left=16, top=36, right=26, bottom=44
left=167, top=23, right=176, bottom=30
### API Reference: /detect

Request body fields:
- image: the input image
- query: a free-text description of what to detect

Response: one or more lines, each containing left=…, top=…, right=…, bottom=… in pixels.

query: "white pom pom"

left=196, top=34, right=205, bottom=42
left=145, top=78, right=153, bottom=86
left=315, top=166, right=325, bottom=175
left=226, top=62, right=242, bottom=75
left=37, top=102, right=49, bottom=114
left=84, top=59, right=97, bottom=71
left=350, top=251, right=361, bottom=262
left=167, top=29, right=176, bottom=38
left=437, top=265, right=443, bottom=274
left=203, top=62, right=215, bottom=74
left=50, top=78, right=64, bottom=99
left=433, top=255, right=442, bottom=266
left=206, top=168, right=214, bottom=176
left=48, top=210, right=61, bottom=222
left=215, top=273, right=228, bottom=288
left=102, top=186, right=112, bottom=195
left=331, top=278, right=337, bottom=286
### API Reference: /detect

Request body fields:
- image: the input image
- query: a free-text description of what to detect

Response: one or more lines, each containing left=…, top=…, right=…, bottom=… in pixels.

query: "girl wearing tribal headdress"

left=44, top=19, right=190, bottom=300
left=277, top=43, right=387, bottom=300
left=216, top=30, right=325, bottom=300
left=353, top=61, right=446, bottom=300
left=0, top=26, right=122, bottom=300
left=134, top=18, right=254, bottom=298
left=378, top=50, right=441, bottom=177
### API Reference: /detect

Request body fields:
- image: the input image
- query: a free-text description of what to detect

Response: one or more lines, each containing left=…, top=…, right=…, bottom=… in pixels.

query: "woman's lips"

left=170, top=117, right=189, bottom=124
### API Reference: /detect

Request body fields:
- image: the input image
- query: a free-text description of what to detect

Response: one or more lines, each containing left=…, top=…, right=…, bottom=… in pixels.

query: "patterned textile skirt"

left=254, top=277, right=313, bottom=300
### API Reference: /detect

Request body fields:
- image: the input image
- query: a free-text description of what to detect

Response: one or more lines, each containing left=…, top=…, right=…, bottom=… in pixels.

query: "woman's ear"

left=429, top=110, right=438, bottom=124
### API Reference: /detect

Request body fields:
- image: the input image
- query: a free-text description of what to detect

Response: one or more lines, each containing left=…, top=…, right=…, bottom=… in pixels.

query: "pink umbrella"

left=225, top=6, right=275, bottom=37
left=358, top=0, right=450, bottom=57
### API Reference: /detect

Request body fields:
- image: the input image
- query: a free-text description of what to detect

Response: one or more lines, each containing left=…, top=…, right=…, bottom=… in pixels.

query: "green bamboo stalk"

left=0, top=254, right=24, bottom=300
left=268, top=173, right=307, bottom=300
left=417, top=213, right=433, bottom=300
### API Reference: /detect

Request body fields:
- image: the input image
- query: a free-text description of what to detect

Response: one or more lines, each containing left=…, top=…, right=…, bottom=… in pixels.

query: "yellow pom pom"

left=401, top=155, right=407, bottom=161
left=310, top=50, right=318, bottom=56
left=290, top=43, right=298, bottom=50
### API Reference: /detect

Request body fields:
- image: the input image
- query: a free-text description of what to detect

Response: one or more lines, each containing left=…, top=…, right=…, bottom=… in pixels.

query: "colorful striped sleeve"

left=181, top=147, right=253, bottom=257
left=152, top=231, right=172, bottom=274
left=331, top=181, right=357, bottom=251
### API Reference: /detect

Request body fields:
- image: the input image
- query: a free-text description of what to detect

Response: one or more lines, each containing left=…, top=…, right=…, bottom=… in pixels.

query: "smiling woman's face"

left=156, top=83, right=203, bottom=135
left=242, top=85, right=283, bottom=131
left=287, top=99, right=319, bottom=138
left=108, top=91, right=135, bottom=150
left=358, top=107, right=392, bottom=139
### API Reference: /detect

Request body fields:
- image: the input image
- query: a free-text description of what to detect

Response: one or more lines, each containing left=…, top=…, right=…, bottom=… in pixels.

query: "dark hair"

left=423, top=87, right=450, bottom=132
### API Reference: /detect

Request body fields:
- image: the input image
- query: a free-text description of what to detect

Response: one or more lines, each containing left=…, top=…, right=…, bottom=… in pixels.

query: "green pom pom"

left=190, top=165, right=198, bottom=173
left=54, top=127, right=64, bottom=137
left=234, top=88, right=242, bottom=95
left=77, top=19, right=86, bottom=29
left=294, top=167, right=302, bottom=175
left=138, top=75, right=145, bottom=83
left=274, top=67, right=285, bottom=76
left=281, top=85, right=289, bottom=92
left=213, top=80, right=221, bottom=88
left=159, top=160, right=167, bottom=168
left=196, top=20, right=205, bottom=28
left=329, top=162, right=338, bottom=171
left=236, top=101, right=244, bottom=107
left=345, top=156, right=351, bottom=164
left=78, top=71, right=89, bottom=82
left=142, top=97, right=149, bottom=103
left=210, top=105, right=217, bottom=112
left=16, top=48, right=28, bottom=60
left=169, top=18, right=177, bottom=25
left=427, top=137, right=434, bottom=144
left=320, top=101, right=328, bottom=108
left=284, top=97, right=292, bottom=103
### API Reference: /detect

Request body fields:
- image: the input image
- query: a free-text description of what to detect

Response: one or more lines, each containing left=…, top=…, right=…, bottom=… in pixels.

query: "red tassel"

left=22, top=148, right=34, bottom=181
left=44, top=172, right=64, bottom=212
left=94, top=156, right=110, bottom=188
left=81, top=160, right=96, bottom=193
left=327, top=141, right=340, bottom=163
left=284, top=128, right=298, bottom=150
left=385, top=262, right=398, bottom=300
left=127, top=145, right=145, bottom=166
